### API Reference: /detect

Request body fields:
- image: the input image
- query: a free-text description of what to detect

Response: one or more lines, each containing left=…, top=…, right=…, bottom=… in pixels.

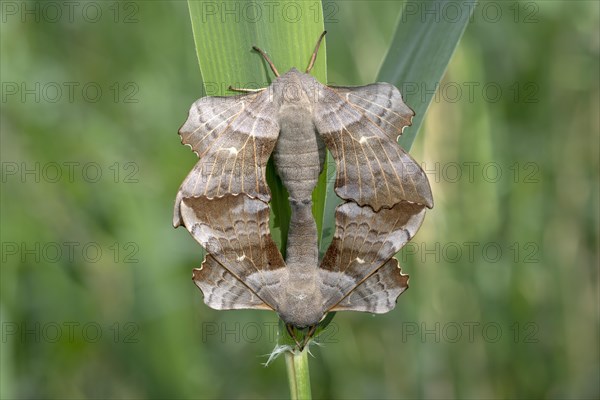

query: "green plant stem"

left=285, top=348, right=312, bottom=400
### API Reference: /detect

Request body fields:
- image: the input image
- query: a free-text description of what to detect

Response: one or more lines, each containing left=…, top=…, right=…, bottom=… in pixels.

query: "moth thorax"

left=274, top=71, right=315, bottom=106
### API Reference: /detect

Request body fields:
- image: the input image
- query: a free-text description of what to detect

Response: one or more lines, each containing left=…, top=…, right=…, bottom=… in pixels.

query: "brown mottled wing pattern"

left=180, top=194, right=286, bottom=311
left=330, top=259, right=408, bottom=313
left=173, top=90, right=279, bottom=227
left=193, top=256, right=271, bottom=310
left=328, top=83, right=415, bottom=141
left=318, top=201, right=426, bottom=313
left=314, top=83, right=433, bottom=211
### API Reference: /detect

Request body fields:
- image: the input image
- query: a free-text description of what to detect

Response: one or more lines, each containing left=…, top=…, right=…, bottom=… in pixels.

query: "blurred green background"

left=1, top=1, right=598, bottom=399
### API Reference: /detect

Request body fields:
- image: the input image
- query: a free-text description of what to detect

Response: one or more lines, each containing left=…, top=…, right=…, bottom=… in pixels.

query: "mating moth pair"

left=174, top=32, right=433, bottom=344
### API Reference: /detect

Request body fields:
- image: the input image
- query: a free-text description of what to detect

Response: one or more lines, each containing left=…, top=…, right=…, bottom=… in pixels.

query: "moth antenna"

left=252, top=45, right=280, bottom=77
left=305, top=31, right=327, bottom=73
left=228, top=86, right=264, bottom=93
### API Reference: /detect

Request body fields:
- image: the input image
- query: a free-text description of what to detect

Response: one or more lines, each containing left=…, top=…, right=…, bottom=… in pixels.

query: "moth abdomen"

left=285, top=199, right=319, bottom=274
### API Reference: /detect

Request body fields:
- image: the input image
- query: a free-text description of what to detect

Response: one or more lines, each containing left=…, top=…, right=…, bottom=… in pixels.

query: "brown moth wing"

left=329, top=258, right=408, bottom=313
left=318, top=201, right=425, bottom=313
left=328, top=83, right=415, bottom=141
left=193, top=256, right=272, bottom=310
left=313, top=83, right=433, bottom=211
left=174, top=89, right=279, bottom=227
left=180, top=194, right=286, bottom=311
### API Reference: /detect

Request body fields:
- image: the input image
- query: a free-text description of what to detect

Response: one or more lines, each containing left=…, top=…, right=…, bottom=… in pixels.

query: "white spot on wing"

left=358, top=136, right=377, bottom=144
left=355, top=257, right=365, bottom=264
left=236, top=254, right=246, bottom=262
left=224, top=147, right=238, bottom=155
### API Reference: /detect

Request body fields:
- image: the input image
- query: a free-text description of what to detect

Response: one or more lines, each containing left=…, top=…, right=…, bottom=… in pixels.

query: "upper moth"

left=174, top=32, right=433, bottom=341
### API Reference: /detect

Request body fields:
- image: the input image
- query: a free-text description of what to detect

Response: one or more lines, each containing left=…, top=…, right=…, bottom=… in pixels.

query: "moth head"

left=273, top=69, right=321, bottom=107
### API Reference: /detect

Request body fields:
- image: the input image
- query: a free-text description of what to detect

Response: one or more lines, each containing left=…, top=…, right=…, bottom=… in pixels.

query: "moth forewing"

left=329, top=258, right=409, bottom=313
left=327, top=83, right=416, bottom=139
left=173, top=89, right=280, bottom=227
left=317, top=201, right=427, bottom=313
left=313, top=83, right=433, bottom=210
left=193, top=257, right=273, bottom=311
left=180, top=194, right=285, bottom=312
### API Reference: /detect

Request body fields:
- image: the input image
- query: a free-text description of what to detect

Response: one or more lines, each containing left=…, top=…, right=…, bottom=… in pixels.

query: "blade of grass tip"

left=377, top=0, right=477, bottom=150
left=320, top=2, right=475, bottom=254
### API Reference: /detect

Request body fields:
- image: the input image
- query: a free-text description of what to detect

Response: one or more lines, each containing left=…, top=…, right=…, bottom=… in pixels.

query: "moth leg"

left=227, top=86, right=265, bottom=93
left=286, top=324, right=302, bottom=349
left=302, top=325, right=317, bottom=350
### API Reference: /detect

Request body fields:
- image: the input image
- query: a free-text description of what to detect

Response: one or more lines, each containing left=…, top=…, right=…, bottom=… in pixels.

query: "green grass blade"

left=186, top=0, right=328, bottom=252
left=187, top=1, right=327, bottom=91
left=378, top=0, right=477, bottom=149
